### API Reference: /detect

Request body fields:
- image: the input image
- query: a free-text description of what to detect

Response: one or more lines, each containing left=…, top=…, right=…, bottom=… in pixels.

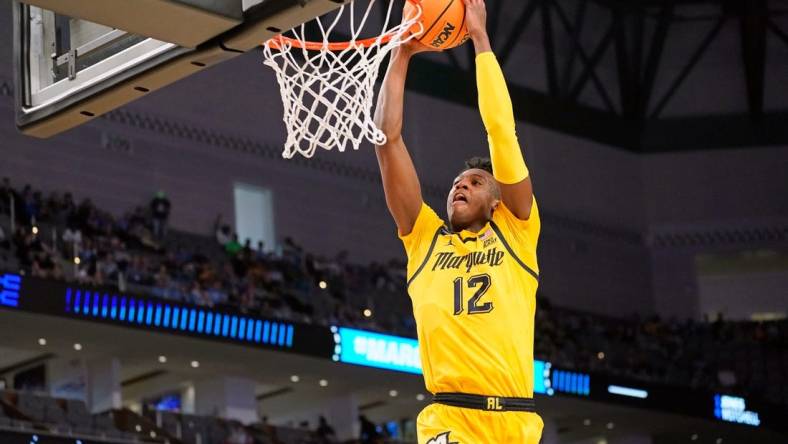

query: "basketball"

left=404, top=0, right=470, bottom=51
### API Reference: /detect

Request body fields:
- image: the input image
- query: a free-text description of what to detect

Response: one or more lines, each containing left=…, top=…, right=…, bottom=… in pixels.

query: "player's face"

left=447, top=169, right=499, bottom=231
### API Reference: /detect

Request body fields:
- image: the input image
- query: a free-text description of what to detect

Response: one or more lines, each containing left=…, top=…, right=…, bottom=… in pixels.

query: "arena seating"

left=0, top=390, right=149, bottom=442
left=0, top=389, right=384, bottom=444
left=1, top=390, right=331, bottom=443
left=1, top=182, right=787, bottom=407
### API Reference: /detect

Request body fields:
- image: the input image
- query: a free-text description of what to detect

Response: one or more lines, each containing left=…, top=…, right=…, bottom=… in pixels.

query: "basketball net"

left=263, top=0, right=422, bottom=159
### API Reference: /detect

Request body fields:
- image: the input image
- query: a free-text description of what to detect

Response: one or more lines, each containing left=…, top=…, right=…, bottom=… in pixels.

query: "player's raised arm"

left=373, top=42, right=430, bottom=236
left=465, top=0, right=534, bottom=221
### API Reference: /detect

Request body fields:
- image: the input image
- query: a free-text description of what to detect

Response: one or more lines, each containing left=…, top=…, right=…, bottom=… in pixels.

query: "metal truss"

left=401, top=0, right=788, bottom=152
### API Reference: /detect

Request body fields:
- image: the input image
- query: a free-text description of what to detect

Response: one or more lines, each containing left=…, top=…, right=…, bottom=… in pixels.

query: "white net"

left=263, top=0, right=422, bottom=159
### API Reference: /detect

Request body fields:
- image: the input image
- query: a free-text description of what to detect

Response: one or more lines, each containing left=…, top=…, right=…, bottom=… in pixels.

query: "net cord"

left=262, top=0, right=423, bottom=159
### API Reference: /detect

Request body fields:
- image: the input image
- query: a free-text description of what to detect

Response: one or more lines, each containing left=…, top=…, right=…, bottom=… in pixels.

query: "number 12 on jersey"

left=453, top=274, right=493, bottom=315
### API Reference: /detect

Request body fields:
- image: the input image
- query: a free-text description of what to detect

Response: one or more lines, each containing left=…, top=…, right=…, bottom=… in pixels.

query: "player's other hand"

left=463, top=0, right=488, bottom=40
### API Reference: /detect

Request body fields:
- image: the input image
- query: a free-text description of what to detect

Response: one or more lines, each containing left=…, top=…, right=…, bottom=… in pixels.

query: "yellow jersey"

left=400, top=198, right=541, bottom=398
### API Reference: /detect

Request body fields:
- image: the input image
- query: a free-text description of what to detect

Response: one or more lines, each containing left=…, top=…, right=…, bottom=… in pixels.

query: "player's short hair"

left=462, top=157, right=493, bottom=175
left=460, top=157, right=500, bottom=199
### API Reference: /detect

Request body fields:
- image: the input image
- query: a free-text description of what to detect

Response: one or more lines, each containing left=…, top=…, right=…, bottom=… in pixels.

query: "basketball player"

left=373, top=0, right=543, bottom=442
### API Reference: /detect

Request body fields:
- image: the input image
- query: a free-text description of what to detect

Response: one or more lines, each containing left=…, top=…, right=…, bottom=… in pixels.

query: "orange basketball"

left=404, top=0, right=470, bottom=51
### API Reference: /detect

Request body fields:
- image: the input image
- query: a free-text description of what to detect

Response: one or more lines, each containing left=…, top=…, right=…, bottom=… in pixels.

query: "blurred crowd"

left=536, top=299, right=788, bottom=404
left=0, top=178, right=409, bottom=333
left=1, top=178, right=786, bottom=406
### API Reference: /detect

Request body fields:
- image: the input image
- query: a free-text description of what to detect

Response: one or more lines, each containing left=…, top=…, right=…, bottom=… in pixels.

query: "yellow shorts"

left=417, top=402, right=543, bottom=444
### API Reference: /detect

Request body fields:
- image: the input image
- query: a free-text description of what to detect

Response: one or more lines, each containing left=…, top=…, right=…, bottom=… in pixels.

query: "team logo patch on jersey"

left=426, top=431, right=458, bottom=444
left=481, top=229, right=497, bottom=248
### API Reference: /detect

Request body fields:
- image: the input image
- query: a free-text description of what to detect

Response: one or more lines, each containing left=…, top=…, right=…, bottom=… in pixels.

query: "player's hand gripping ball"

left=404, top=0, right=470, bottom=51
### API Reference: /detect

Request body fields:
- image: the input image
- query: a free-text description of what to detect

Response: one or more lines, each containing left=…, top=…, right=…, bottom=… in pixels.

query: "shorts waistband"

left=432, top=392, right=536, bottom=412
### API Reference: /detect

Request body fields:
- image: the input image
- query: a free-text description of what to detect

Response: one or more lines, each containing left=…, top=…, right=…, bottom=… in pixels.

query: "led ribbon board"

left=334, top=327, right=422, bottom=374
left=334, top=327, right=553, bottom=394
left=0, top=273, right=22, bottom=308
left=714, top=394, right=761, bottom=427
left=608, top=385, right=648, bottom=399
left=550, top=368, right=591, bottom=396
left=65, top=287, right=295, bottom=346
left=533, top=360, right=551, bottom=395
left=0, top=275, right=333, bottom=358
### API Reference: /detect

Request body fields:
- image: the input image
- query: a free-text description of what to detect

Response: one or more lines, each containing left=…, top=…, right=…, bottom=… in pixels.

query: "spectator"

left=150, top=190, right=171, bottom=239
left=0, top=177, right=12, bottom=215
left=62, top=224, right=82, bottom=260
left=114, top=241, right=131, bottom=291
left=225, top=233, right=242, bottom=256
left=255, top=241, right=268, bottom=261
left=316, top=416, right=336, bottom=444
left=214, top=213, right=232, bottom=246
left=224, top=424, right=254, bottom=444
left=358, top=415, right=380, bottom=444
left=31, top=258, right=46, bottom=277
left=0, top=224, right=9, bottom=250
left=20, top=185, right=38, bottom=225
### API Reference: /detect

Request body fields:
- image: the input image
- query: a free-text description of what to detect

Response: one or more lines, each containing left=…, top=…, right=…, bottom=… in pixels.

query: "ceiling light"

left=363, top=309, right=373, bottom=317
left=319, top=379, right=328, bottom=387
left=31, top=226, right=38, bottom=235
left=37, top=338, right=46, bottom=346
left=605, top=422, right=614, bottom=430
left=691, top=434, right=698, bottom=441
left=389, top=390, right=398, bottom=397
left=597, top=352, right=605, bottom=360
left=73, top=343, right=82, bottom=351
left=158, top=355, right=167, bottom=364
left=716, top=439, right=723, bottom=444
left=190, top=360, right=199, bottom=368
left=416, top=394, right=425, bottom=401
left=582, top=419, right=591, bottom=426
left=74, top=257, right=81, bottom=265
left=290, top=375, right=300, bottom=383
left=318, top=281, right=327, bottom=289
left=150, top=431, right=156, bottom=438
left=135, top=425, right=141, bottom=432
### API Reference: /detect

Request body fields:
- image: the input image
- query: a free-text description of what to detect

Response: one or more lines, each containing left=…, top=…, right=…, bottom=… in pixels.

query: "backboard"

left=12, top=0, right=349, bottom=138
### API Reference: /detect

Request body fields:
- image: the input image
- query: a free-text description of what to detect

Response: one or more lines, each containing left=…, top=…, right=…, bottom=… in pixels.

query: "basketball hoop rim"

left=265, top=0, right=422, bottom=51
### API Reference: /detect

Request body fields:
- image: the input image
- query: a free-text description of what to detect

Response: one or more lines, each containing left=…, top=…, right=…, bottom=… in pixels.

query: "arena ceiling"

left=2, top=0, right=786, bottom=152
left=411, top=0, right=788, bottom=152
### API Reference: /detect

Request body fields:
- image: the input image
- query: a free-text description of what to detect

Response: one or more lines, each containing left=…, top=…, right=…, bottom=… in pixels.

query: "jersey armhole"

left=405, top=226, right=443, bottom=289
left=399, top=203, right=444, bottom=257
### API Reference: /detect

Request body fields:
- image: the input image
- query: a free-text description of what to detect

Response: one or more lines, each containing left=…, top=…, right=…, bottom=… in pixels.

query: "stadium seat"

left=64, top=399, right=93, bottom=428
